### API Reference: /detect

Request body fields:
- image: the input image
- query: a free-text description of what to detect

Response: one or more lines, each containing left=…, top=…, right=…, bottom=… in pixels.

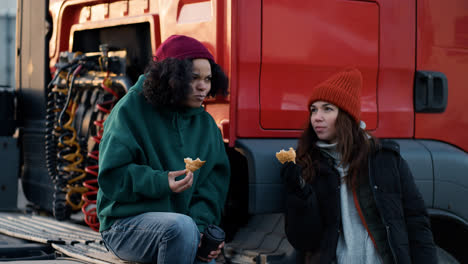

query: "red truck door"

left=415, top=0, right=468, bottom=153
left=259, top=0, right=379, bottom=131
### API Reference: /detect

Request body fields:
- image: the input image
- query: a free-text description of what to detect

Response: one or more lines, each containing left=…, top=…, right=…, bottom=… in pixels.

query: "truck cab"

left=1, top=0, right=467, bottom=263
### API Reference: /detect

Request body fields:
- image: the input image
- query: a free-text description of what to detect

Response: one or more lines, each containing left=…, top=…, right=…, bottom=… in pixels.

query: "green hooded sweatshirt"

left=96, top=75, right=230, bottom=232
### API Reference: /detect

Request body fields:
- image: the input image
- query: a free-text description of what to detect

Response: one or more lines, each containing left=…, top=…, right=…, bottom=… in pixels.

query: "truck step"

left=0, top=212, right=129, bottom=263
left=223, top=213, right=296, bottom=264
left=0, top=212, right=299, bottom=263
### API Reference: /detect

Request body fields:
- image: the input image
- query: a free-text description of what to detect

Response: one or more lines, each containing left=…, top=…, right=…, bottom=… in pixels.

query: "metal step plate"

left=223, top=213, right=296, bottom=264
left=0, top=212, right=130, bottom=264
left=0, top=212, right=297, bottom=264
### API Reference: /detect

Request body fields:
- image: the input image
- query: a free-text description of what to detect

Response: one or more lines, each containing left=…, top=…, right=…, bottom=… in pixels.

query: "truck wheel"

left=437, top=246, right=460, bottom=264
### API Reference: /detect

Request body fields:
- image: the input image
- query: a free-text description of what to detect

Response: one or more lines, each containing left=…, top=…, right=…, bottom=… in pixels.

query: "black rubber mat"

left=0, top=212, right=130, bottom=263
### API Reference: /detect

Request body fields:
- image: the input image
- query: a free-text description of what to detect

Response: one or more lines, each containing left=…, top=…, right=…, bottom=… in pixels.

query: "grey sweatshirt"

left=316, top=141, right=381, bottom=264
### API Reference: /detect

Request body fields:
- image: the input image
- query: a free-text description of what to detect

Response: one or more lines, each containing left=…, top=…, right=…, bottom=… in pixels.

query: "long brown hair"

left=296, top=108, right=375, bottom=188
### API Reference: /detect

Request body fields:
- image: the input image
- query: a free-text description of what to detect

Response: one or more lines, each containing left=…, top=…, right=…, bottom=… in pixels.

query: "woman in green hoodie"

left=97, top=35, right=230, bottom=264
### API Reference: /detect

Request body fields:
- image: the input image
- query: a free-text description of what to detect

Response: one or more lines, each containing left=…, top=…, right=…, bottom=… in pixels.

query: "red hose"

left=82, top=77, right=120, bottom=231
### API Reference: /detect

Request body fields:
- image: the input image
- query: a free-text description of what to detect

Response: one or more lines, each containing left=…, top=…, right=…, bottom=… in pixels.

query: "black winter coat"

left=283, top=141, right=437, bottom=264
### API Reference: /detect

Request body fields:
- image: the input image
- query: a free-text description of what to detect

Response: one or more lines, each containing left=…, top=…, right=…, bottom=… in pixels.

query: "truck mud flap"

left=0, top=89, right=15, bottom=136
left=0, top=212, right=126, bottom=264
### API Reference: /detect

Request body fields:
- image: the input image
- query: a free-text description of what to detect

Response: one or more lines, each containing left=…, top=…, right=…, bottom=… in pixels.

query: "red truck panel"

left=371, top=0, right=416, bottom=139
left=49, top=0, right=429, bottom=147
left=415, top=0, right=468, bottom=152
left=233, top=0, right=416, bottom=143
left=49, top=0, right=230, bottom=71
left=260, top=0, right=378, bottom=131
left=49, top=0, right=233, bottom=140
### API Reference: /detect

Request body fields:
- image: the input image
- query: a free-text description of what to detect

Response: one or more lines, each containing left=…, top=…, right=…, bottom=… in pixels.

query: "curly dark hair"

left=296, top=109, right=376, bottom=188
left=141, top=58, right=228, bottom=108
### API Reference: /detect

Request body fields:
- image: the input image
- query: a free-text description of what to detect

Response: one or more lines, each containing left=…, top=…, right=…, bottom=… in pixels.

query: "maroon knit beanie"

left=154, top=35, right=214, bottom=62
left=308, top=68, right=362, bottom=123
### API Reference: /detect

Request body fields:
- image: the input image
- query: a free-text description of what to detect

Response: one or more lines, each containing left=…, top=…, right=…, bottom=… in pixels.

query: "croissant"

left=184, top=157, right=206, bottom=172
left=275, top=147, right=296, bottom=164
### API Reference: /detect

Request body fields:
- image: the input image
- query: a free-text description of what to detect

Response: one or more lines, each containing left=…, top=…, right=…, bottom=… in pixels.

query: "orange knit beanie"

left=308, top=68, right=362, bottom=123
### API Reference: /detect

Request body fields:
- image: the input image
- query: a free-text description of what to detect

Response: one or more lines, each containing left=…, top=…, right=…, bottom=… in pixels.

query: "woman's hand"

left=281, top=162, right=305, bottom=193
left=168, top=169, right=193, bottom=193
left=197, top=233, right=225, bottom=262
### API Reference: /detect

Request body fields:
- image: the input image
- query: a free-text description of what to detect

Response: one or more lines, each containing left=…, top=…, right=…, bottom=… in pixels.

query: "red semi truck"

left=0, top=0, right=467, bottom=263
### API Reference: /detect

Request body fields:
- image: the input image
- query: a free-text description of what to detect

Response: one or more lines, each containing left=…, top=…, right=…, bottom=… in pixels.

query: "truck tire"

left=437, top=246, right=460, bottom=264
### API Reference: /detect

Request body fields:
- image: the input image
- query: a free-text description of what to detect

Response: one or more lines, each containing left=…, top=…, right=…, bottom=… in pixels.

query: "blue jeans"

left=101, top=212, right=215, bottom=264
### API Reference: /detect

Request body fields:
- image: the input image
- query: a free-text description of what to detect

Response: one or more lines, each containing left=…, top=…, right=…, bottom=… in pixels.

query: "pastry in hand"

left=276, top=147, right=296, bottom=164
left=184, top=157, right=206, bottom=172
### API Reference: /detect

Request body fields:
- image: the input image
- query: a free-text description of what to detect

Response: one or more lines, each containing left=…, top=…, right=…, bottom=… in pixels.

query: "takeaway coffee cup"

left=197, top=224, right=225, bottom=259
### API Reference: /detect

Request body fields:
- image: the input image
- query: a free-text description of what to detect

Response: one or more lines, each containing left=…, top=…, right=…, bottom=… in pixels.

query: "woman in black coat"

left=281, top=68, right=437, bottom=264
